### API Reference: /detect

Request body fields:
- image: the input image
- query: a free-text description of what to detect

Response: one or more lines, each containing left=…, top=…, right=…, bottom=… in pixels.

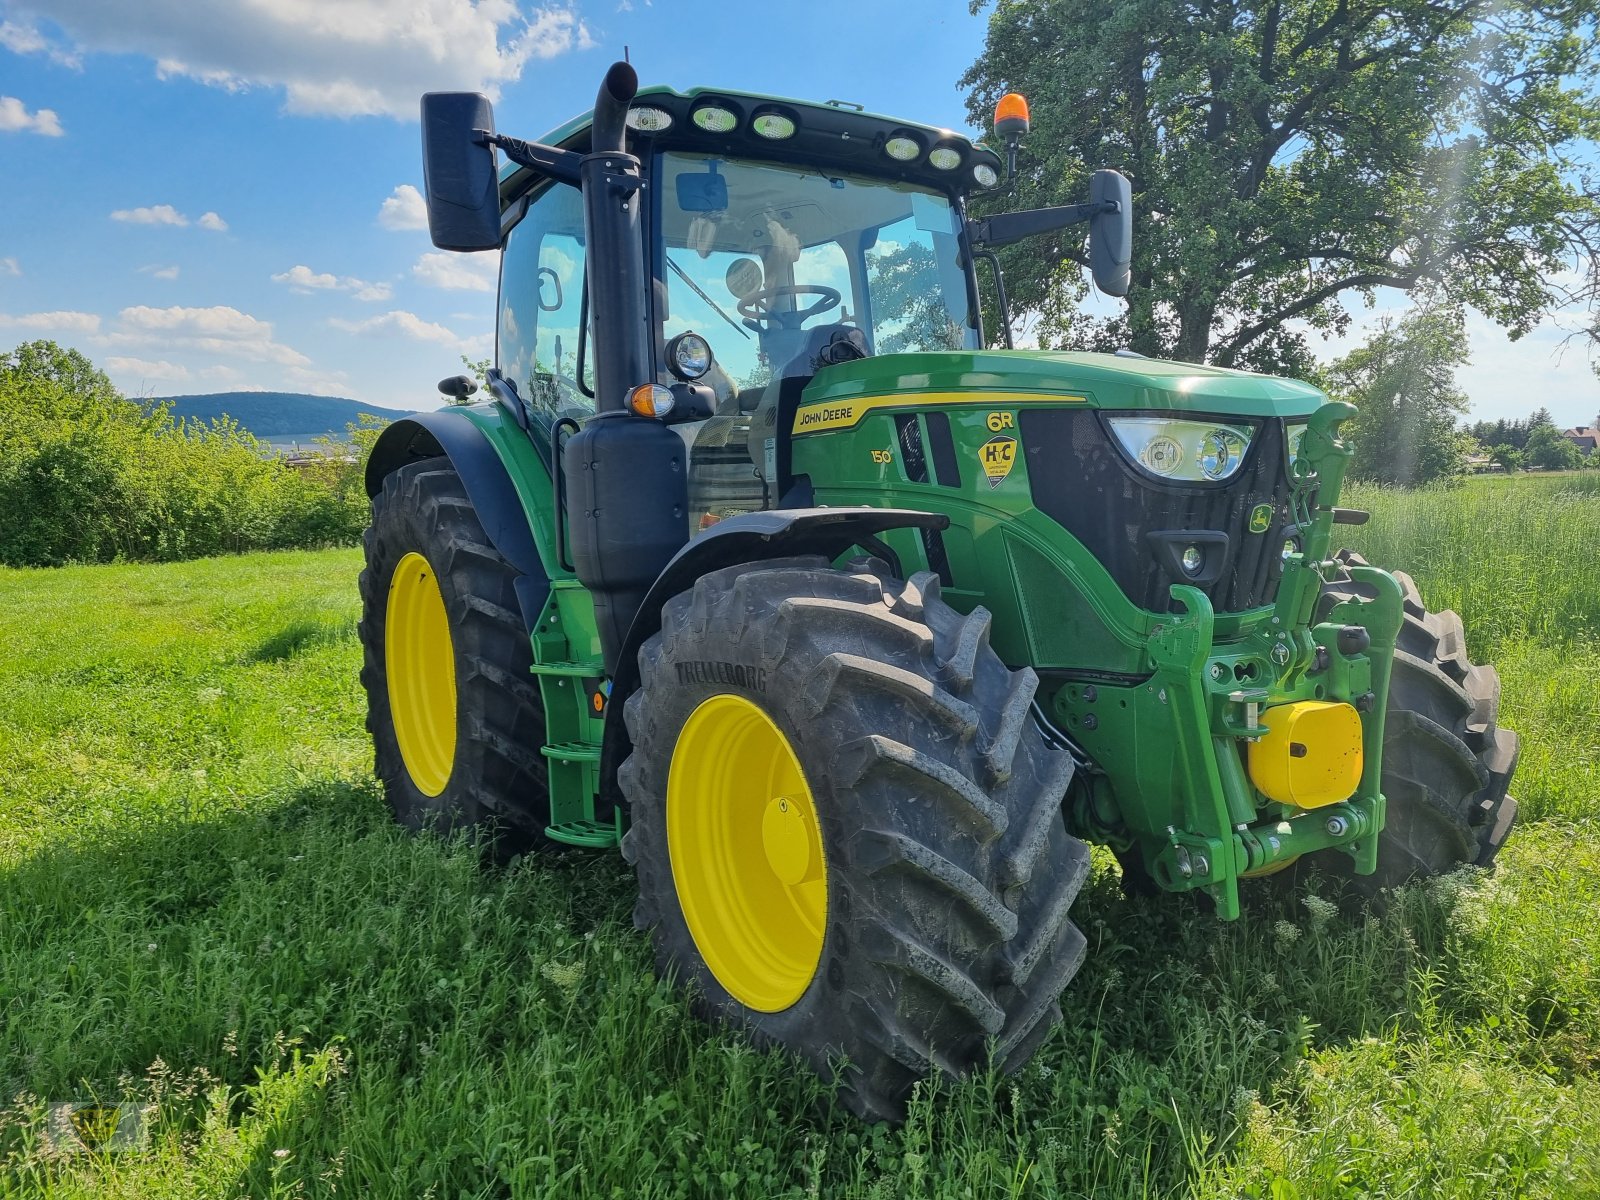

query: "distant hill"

left=148, top=392, right=393, bottom=440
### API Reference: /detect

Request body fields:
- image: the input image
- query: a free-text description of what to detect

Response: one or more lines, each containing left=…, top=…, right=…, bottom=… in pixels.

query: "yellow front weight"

left=667, top=694, right=827, bottom=1013
left=1247, top=700, right=1363, bottom=809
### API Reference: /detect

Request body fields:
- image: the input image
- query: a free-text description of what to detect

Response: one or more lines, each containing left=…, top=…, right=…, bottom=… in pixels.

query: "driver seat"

left=743, top=324, right=870, bottom=494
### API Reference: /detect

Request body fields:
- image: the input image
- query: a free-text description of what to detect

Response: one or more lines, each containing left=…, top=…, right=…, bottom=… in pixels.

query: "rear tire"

left=359, top=458, right=550, bottom=856
left=1312, top=550, right=1518, bottom=894
left=619, top=558, right=1090, bottom=1121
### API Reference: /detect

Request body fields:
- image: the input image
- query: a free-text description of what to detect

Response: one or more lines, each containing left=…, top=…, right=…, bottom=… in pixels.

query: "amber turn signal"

left=628, top=383, right=676, bottom=419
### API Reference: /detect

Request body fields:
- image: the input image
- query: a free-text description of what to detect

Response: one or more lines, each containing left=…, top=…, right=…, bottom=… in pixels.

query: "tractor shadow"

left=247, top=614, right=358, bottom=663
left=1011, top=850, right=1491, bottom=1186
left=0, top=776, right=640, bottom=1195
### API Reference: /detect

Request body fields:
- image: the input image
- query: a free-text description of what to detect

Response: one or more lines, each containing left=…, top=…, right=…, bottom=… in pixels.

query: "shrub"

left=0, top=341, right=374, bottom=567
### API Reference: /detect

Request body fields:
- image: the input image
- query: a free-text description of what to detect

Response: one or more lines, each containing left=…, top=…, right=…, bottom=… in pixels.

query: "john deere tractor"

left=359, top=62, right=1518, bottom=1119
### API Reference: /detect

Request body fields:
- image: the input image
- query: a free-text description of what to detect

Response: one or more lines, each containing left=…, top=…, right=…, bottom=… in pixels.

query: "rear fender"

left=366, top=408, right=554, bottom=629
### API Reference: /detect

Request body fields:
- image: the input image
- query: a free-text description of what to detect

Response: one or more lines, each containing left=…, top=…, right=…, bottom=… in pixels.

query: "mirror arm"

left=969, top=249, right=1013, bottom=350
left=967, top=199, right=1118, bottom=249
left=477, top=130, right=583, bottom=186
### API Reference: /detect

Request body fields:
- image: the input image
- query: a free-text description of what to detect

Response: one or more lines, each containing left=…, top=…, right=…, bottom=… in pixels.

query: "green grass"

left=2, top=475, right=1597, bottom=1198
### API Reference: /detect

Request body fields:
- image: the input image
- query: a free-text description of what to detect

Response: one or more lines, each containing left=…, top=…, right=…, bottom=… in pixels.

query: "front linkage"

left=1054, top=402, right=1404, bottom=918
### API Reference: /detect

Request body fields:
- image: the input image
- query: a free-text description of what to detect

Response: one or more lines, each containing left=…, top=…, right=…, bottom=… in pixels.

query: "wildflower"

left=1273, top=919, right=1301, bottom=948
left=1301, top=894, right=1338, bottom=930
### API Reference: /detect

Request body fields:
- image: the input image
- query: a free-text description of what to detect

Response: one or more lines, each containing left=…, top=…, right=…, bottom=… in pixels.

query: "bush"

left=0, top=341, right=375, bottom=567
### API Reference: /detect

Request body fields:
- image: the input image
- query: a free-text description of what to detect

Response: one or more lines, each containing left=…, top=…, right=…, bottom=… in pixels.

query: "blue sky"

left=1, top=0, right=1596, bottom=429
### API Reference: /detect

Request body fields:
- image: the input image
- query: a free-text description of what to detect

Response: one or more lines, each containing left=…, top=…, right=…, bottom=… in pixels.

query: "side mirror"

left=1088, top=169, right=1132, bottom=297
left=420, top=92, right=501, bottom=252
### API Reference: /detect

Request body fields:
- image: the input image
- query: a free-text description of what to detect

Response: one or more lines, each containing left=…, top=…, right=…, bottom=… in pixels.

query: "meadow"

left=1, top=472, right=1596, bottom=1198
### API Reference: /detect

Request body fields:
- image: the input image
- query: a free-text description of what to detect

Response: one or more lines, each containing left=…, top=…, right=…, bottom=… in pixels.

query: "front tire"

left=358, top=458, right=550, bottom=855
left=619, top=558, right=1090, bottom=1121
left=1316, top=550, right=1518, bottom=894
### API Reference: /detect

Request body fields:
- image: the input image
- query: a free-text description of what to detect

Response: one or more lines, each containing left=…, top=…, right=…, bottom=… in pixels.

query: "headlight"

left=666, top=331, right=713, bottom=381
left=884, top=134, right=922, bottom=161
left=1106, top=417, right=1257, bottom=482
left=752, top=111, right=796, bottom=139
left=928, top=146, right=962, bottom=171
left=624, top=106, right=674, bottom=133
left=972, top=162, right=1000, bottom=188
left=692, top=105, right=738, bottom=133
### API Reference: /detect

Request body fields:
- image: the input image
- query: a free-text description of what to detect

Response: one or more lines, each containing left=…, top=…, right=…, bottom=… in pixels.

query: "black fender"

left=597, top=506, right=949, bottom=816
left=366, top=413, right=550, bottom=630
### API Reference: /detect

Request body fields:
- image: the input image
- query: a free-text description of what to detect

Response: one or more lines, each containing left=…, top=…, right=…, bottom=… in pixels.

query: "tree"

left=867, top=243, right=966, bottom=354
left=1525, top=422, right=1582, bottom=469
left=962, top=0, right=1600, bottom=374
left=1, top=339, right=122, bottom=408
left=1490, top=443, right=1524, bottom=472
left=1324, top=307, right=1471, bottom=484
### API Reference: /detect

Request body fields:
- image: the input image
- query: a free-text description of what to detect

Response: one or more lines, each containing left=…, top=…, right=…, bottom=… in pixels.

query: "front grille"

left=1020, top=410, right=1297, bottom=614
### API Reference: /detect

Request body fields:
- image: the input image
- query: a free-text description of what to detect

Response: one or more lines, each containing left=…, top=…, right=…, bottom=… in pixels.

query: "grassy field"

left=1, top=472, right=1596, bottom=1198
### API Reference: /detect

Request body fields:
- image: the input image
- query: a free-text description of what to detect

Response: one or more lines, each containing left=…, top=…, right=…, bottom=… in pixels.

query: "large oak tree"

left=962, top=0, right=1600, bottom=374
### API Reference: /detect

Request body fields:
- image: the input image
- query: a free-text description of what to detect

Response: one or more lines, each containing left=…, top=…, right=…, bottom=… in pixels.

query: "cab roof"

left=497, top=83, right=1002, bottom=207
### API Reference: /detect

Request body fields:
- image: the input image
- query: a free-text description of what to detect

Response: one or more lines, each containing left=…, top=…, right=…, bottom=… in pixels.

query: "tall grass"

left=1344, top=473, right=1600, bottom=654
left=1, top=475, right=1597, bottom=1198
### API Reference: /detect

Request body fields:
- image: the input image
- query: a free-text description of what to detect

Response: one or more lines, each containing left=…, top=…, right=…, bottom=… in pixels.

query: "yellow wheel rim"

left=667, top=694, right=827, bottom=1012
left=385, top=552, right=457, bottom=797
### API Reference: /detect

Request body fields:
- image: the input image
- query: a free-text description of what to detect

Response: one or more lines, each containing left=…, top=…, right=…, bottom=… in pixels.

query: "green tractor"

left=359, top=62, right=1518, bottom=1120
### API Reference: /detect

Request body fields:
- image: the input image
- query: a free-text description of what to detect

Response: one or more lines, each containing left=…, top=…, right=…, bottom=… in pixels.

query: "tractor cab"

left=494, top=89, right=992, bottom=526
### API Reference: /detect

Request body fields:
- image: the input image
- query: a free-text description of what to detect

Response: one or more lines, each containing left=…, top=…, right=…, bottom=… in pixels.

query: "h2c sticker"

left=979, top=434, right=1018, bottom=488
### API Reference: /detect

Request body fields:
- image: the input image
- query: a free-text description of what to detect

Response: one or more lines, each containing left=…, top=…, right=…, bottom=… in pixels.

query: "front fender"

left=597, top=506, right=949, bottom=814
left=366, top=408, right=553, bottom=628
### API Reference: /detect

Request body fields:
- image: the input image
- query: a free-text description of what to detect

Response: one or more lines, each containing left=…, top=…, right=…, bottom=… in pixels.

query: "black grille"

left=1021, top=410, right=1298, bottom=614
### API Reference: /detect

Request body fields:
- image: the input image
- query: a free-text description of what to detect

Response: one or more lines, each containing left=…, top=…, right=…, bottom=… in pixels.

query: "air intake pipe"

left=565, top=61, right=689, bottom=672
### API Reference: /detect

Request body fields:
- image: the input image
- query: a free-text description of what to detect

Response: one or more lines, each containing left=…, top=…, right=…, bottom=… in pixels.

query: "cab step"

left=541, top=741, right=602, bottom=764
left=529, top=661, right=604, bottom=677
left=544, top=818, right=621, bottom=848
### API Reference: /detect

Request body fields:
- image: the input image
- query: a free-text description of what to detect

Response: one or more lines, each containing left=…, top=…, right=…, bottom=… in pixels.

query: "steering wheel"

left=737, top=284, right=842, bottom=333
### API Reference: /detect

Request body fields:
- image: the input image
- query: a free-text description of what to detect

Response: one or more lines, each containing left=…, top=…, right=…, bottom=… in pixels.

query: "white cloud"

left=139, top=264, right=180, bottom=280
left=412, top=250, right=497, bottom=292
left=0, top=310, right=101, bottom=333
left=105, top=356, right=190, bottom=381
left=378, top=184, right=428, bottom=231
left=330, top=309, right=466, bottom=346
left=106, top=304, right=310, bottom=367
left=273, top=264, right=342, bottom=291
left=0, top=17, right=81, bottom=66
left=111, top=204, right=189, bottom=227
left=272, top=264, right=392, bottom=301
left=0, top=95, right=64, bottom=136
left=0, top=257, right=19, bottom=277
left=109, top=204, right=228, bottom=229
left=3, top=1, right=595, bottom=119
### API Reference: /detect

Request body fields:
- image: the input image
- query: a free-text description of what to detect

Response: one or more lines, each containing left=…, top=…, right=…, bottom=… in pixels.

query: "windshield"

left=655, top=151, right=976, bottom=397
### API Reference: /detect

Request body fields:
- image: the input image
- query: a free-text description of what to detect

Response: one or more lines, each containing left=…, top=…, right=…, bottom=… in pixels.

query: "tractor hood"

left=803, top=350, right=1328, bottom=420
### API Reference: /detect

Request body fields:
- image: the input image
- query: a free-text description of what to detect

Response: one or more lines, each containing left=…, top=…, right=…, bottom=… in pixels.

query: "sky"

left=1, top=0, right=1596, bottom=430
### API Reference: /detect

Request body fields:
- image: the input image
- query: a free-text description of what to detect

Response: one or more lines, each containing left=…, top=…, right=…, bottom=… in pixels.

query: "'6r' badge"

left=979, top=435, right=1018, bottom=488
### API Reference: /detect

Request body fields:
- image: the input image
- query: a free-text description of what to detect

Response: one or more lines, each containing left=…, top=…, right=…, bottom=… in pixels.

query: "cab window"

left=498, top=184, right=593, bottom=423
